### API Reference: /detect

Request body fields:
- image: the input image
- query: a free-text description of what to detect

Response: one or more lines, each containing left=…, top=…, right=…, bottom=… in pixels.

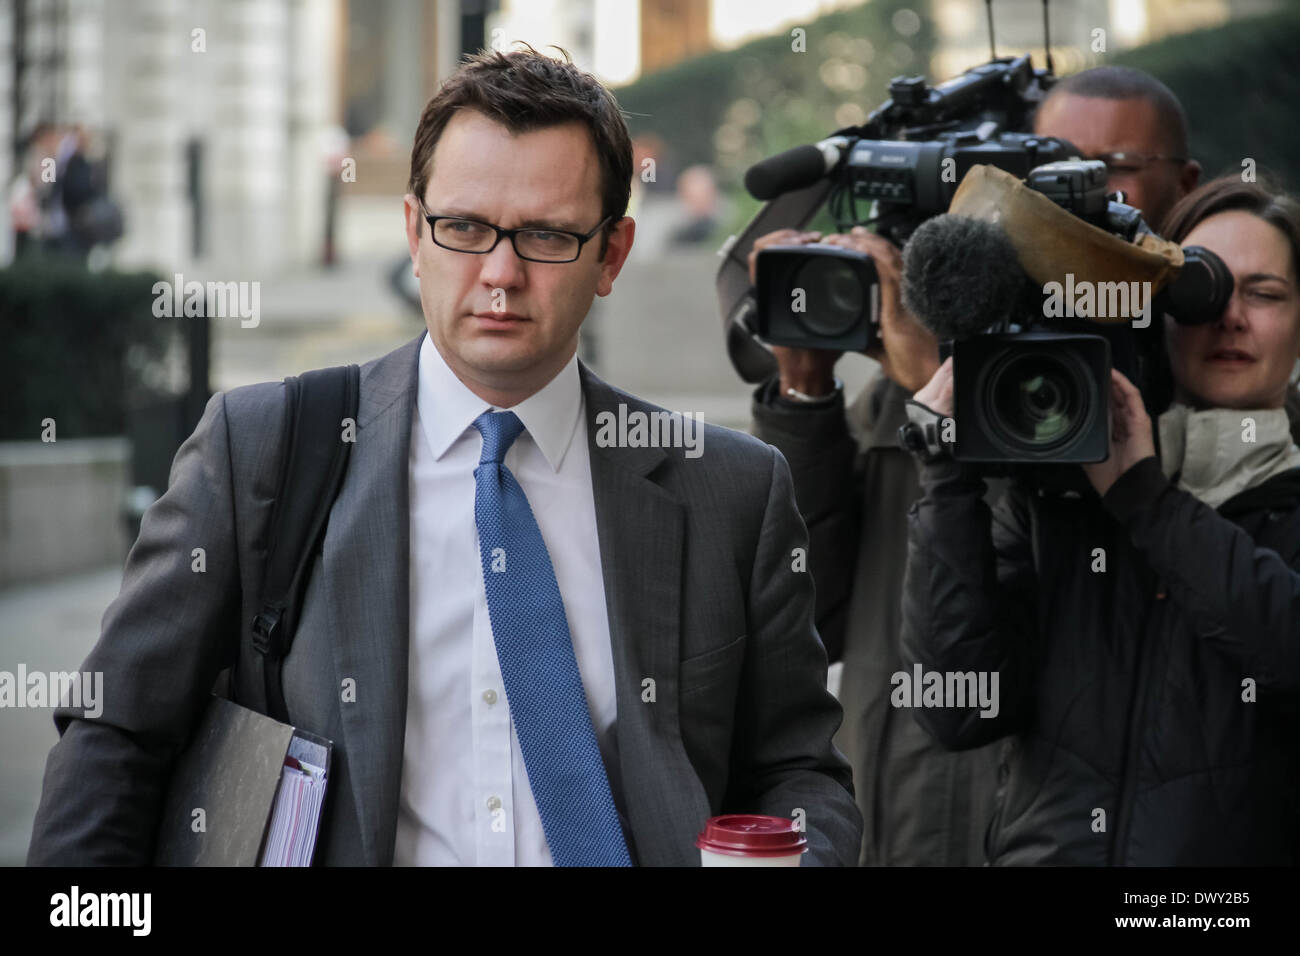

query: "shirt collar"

left=416, top=331, right=583, bottom=472
left=1157, top=402, right=1300, bottom=509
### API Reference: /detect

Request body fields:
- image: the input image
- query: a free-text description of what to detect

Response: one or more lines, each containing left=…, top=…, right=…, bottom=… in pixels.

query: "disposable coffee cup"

left=696, top=814, right=807, bottom=867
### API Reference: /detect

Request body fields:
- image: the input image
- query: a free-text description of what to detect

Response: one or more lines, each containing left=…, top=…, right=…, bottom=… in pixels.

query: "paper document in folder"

left=153, top=696, right=333, bottom=866
left=260, top=733, right=330, bottom=866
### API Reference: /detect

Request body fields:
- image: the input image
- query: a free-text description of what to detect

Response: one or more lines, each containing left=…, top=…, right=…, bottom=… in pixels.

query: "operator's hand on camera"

left=748, top=228, right=842, bottom=399
left=1082, top=369, right=1156, bottom=497
left=912, top=355, right=954, bottom=419
left=820, top=227, right=940, bottom=393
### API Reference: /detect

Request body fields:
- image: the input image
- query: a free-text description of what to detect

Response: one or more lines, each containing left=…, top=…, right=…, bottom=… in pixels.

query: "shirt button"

left=482, top=689, right=498, bottom=706
left=486, top=795, right=502, bottom=811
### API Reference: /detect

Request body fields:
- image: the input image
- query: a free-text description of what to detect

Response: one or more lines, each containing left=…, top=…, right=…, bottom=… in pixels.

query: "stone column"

left=284, top=0, right=342, bottom=268
left=64, top=0, right=104, bottom=129
left=103, top=0, right=189, bottom=271
left=203, top=0, right=289, bottom=274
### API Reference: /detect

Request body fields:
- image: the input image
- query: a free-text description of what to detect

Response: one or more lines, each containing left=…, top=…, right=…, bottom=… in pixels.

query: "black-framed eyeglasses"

left=419, top=199, right=611, bottom=263
left=1086, top=151, right=1187, bottom=175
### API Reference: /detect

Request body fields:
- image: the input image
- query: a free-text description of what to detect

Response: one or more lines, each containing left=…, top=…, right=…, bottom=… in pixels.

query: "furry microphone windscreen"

left=901, top=214, right=1033, bottom=340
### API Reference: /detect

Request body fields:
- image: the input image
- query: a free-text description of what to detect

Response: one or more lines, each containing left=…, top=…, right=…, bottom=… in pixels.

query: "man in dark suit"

left=28, top=46, right=860, bottom=866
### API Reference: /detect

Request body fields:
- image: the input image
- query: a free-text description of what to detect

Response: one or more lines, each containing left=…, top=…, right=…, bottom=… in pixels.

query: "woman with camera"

left=901, top=176, right=1300, bottom=864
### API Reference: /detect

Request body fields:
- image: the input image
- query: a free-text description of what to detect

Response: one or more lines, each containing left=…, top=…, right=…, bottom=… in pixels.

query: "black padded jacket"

left=900, top=456, right=1300, bottom=864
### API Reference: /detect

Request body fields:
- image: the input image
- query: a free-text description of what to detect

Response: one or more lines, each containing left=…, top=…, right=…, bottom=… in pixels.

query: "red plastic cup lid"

left=695, top=814, right=808, bottom=857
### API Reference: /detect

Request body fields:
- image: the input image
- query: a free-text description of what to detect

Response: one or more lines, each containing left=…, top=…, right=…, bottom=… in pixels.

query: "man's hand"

left=913, top=356, right=954, bottom=418
left=748, top=228, right=842, bottom=398
left=820, top=227, right=940, bottom=393
left=1082, top=369, right=1157, bottom=496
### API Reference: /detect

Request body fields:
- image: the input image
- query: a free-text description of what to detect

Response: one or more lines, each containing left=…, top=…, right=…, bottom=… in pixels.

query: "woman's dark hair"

left=407, top=43, right=632, bottom=259
left=1161, top=175, right=1300, bottom=282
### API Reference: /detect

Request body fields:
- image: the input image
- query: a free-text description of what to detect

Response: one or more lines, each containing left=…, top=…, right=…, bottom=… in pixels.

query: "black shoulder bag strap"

left=249, top=364, right=360, bottom=724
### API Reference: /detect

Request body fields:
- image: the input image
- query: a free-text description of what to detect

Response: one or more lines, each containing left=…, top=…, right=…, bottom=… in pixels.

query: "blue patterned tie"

left=471, top=410, right=632, bottom=866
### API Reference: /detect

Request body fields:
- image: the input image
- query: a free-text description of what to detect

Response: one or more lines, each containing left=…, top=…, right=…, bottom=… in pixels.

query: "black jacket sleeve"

left=899, top=457, right=1038, bottom=749
left=1102, top=456, right=1300, bottom=695
left=751, top=378, right=861, bottom=663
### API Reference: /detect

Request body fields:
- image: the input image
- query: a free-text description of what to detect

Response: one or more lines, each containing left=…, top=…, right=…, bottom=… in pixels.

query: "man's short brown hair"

left=408, top=43, right=632, bottom=259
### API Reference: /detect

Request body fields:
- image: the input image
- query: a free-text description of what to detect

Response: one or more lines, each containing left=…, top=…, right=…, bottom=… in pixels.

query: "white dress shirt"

left=394, top=332, right=618, bottom=866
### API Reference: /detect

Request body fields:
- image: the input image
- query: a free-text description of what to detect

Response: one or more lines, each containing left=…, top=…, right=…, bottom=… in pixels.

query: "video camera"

left=899, top=158, right=1232, bottom=464
left=715, top=41, right=1064, bottom=376
left=715, top=3, right=1233, bottom=466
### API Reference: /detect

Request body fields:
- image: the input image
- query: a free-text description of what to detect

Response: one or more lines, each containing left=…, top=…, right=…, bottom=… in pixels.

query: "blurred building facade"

left=1, top=0, right=473, bottom=275
left=6, top=0, right=1286, bottom=276
left=640, top=0, right=709, bottom=73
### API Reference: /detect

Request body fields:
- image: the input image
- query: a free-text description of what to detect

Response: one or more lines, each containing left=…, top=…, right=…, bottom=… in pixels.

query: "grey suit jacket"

left=28, top=333, right=861, bottom=866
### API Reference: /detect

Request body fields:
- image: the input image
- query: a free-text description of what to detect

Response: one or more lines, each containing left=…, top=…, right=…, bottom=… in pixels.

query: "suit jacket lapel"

left=580, top=363, right=713, bottom=865
left=323, top=333, right=422, bottom=866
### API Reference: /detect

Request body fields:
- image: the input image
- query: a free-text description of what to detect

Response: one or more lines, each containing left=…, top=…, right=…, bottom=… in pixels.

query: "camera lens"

left=791, top=258, right=866, bottom=338
left=983, top=349, right=1091, bottom=453
left=829, top=270, right=861, bottom=312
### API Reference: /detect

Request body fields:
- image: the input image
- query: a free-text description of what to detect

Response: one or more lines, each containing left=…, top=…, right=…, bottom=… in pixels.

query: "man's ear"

left=596, top=217, right=636, bottom=298
left=403, top=194, right=422, bottom=277
left=1179, top=159, right=1202, bottom=198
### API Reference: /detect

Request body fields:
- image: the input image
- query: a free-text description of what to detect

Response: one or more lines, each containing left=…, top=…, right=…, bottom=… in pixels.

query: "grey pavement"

left=0, top=565, right=124, bottom=865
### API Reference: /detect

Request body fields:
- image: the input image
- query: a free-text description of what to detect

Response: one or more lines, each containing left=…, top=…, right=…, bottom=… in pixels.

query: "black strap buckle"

left=251, top=605, right=285, bottom=658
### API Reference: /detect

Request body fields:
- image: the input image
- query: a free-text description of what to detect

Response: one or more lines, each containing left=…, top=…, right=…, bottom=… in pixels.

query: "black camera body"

left=940, top=158, right=1230, bottom=466
left=946, top=159, right=1126, bottom=466
left=750, top=128, right=1077, bottom=353
left=719, top=53, right=1061, bottom=381
left=953, top=332, right=1111, bottom=464
left=754, top=245, right=880, bottom=351
left=838, top=131, right=1076, bottom=247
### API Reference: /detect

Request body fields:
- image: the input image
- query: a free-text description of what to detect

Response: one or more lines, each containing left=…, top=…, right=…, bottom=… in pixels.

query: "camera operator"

left=901, top=175, right=1300, bottom=864
left=1034, top=67, right=1200, bottom=235
left=1038, top=67, right=1300, bottom=438
left=749, top=66, right=1205, bottom=866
